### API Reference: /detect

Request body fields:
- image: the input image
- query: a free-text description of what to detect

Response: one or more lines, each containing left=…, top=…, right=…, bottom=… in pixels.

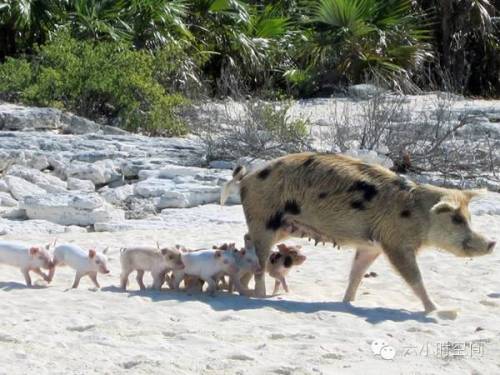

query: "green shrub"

left=0, top=58, right=32, bottom=100
left=0, top=33, right=188, bottom=136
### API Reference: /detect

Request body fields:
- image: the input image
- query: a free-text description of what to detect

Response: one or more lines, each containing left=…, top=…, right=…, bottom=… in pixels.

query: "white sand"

left=1, top=197, right=499, bottom=374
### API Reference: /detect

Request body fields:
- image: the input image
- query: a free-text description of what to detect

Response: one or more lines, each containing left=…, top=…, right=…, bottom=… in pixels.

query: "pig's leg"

left=272, top=279, right=281, bottom=295
left=72, top=272, right=84, bottom=289
left=47, top=266, right=55, bottom=283
left=120, top=269, right=132, bottom=290
left=384, top=247, right=437, bottom=313
left=21, top=268, right=32, bottom=287
left=249, top=229, right=275, bottom=298
left=136, top=270, right=146, bottom=290
left=32, top=267, right=50, bottom=282
left=165, top=272, right=174, bottom=289
left=343, top=248, right=381, bottom=303
left=89, top=272, right=100, bottom=289
left=240, top=272, right=253, bottom=291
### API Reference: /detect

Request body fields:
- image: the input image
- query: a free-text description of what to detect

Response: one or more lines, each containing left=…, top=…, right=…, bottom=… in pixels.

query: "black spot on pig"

left=400, top=209, right=411, bottom=218
left=269, top=252, right=281, bottom=264
left=284, top=255, right=293, bottom=268
left=350, top=200, right=366, bottom=210
left=266, top=210, right=284, bottom=231
left=284, top=200, right=301, bottom=215
left=258, top=168, right=271, bottom=180
left=348, top=181, right=378, bottom=201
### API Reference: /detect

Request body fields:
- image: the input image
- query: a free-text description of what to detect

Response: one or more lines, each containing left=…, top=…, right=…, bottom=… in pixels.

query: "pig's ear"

left=88, top=249, right=96, bottom=259
left=214, top=250, right=222, bottom=258
left=431, top=201, right=458, bottom=214
left=463, top=188, right=487, bottom=201
left=29, top=247, right=39, bottom=256
left=277, top=243, right=289, bottom=253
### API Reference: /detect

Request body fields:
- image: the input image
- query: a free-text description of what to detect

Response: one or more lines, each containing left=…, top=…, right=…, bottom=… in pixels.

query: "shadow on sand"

left=0, top=281, right=47, bottom=291
left=101, top=285, right=436, bottom=324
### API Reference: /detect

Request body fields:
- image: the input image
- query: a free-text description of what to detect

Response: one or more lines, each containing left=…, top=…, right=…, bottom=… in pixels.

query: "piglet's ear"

left=277, top=243, right=289, bottom=253
left=29, top=247, right=39, bottom=256
left=214, top=250, right=222, bottom=258
left=88, top=249, right=96, bottom=259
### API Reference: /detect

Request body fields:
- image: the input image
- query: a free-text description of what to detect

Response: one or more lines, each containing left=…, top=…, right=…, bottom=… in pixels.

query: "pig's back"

left=121, top=248, right=160, bottom=269
left=0, top=240, right=29, bottom=267
left=54, top=244, right=87, bottom=267
left=182, top=250, right=214, bottom=274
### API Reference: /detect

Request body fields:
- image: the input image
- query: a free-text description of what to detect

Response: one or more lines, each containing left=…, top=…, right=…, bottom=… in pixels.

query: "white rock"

left=0, top=191, right=17, bottom=207
left=7, top=165, right=67, bottom=193
left=20, top=193, right=124, bottom=226
left=67, top=177, right=95, bottom=192
left=60, top=112, right=102, bottom=134
left=5, top=175, right=46, bottom=200
left=1, top=208, right=27, bottom=219
left=65, top=160, right=121, bottom=185
left=100, top=184, right=134, bottom=205
left=134, top=178, right=176, bottom=198
left=0, top=103, right=62, bottom=130
left=0, top=179, right=9, bottom=193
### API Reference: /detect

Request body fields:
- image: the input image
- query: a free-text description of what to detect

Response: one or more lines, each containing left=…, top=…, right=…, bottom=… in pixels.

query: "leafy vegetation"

left=0, top=0, right=498, bottom=135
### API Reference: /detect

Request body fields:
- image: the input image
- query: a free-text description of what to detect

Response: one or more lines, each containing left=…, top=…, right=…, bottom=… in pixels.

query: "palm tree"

left=292, top=0, right=432, bottom=93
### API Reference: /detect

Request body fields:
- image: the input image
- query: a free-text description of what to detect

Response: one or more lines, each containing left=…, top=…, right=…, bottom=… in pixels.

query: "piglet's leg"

left=279, top=276, right=289, bottom=293
left=136, top=270, right=146, bottom=290
left=32, top=268, right=50, bottom=282
left=120, top=270, right=131, bottom=290
left=72, top=272, right=84, bottom=289
left=172, top=270, right=184, bottom=290
left=152, top=271, right=165, bottom=290
left=203, top=277, right=217, bottom=296
left=21, top=268, right=32, bottom=287
left=89, top=272, right=100, bottom=289
left=272, top=279, right=281, bottom=295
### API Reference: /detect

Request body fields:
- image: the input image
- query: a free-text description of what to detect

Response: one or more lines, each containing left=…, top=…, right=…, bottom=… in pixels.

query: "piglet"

left=0, top=240, right=54, bottom=286
left=267, top=243, right=306, bottom=295
left=172, top=248, right=239, bottom=295
left=228, top=234, right=262, bottom=294
left=120, top=246, right=184, bottom=290
left=53, top=243, right=109, bottom=289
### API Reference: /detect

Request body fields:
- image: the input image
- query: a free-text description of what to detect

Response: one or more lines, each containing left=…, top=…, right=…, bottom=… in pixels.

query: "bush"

left=190, top=99, right=312, bottom=161
left=0, top=33, right=188, bottom=136
left=0, top=58, right=32, bottom=101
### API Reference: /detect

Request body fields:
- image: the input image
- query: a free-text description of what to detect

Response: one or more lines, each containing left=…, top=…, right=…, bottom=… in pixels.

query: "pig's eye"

left=223, top=259, right=229, bottom=264
left=452, top=214, right=466, bottom=225
left=95, top=260, right=101, bottom=265
left=168, top=255, right=174, bottom=260
left=247, top=259, right=252, bottom=263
